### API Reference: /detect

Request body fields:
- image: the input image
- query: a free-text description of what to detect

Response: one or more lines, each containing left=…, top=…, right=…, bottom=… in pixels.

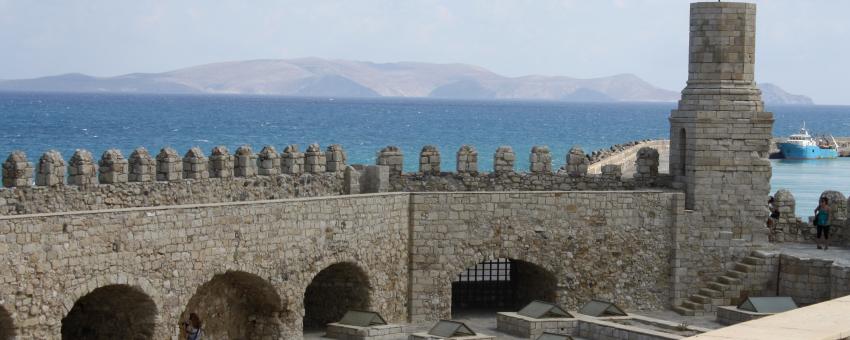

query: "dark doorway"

left=303, top=262, right=370, bottom=331
left=61, top=284, right=157, bottom=340
left=451, top=259, right=557, bottom=317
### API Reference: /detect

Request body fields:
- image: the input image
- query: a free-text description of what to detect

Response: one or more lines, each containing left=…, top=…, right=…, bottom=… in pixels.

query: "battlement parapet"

left=209, top=145, right=234, bottom=178
left=257, top=146, right=280, bottom=176
left=98, top=149, right=128, bottom=184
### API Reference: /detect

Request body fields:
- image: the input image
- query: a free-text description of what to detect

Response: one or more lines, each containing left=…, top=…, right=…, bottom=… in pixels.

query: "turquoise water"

left=772, top=158, right=850, bottom=217
left=1, top=92, right=848, bottom=216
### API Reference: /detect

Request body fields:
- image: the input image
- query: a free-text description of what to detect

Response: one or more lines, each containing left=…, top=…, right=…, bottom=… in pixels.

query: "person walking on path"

left=815, top=197, right=831, bottom=250
left=184, top=313, right=203, bottom=340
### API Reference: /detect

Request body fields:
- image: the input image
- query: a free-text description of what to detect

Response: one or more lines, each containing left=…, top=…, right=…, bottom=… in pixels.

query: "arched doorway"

left=182, top=271, right=284, bottom=340
left=303, top=262, right=370, bottom=331
left=451, top=259, right=557, bottom=317
left=0, top=306, right=15, bottom=340
left=61, top=284, right=157, bottom=339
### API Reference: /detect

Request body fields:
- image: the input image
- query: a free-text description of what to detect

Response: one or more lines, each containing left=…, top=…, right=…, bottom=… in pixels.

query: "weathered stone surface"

left=634, top=147, right=659, bottom=179
left=493, top=146, right=515, bottom=173
left=565, top=146, right=588, bottom=177
left=282, top=144, right=304, bottom=175
left=2, top=151, right=33, bottom=188
left=129, top=147, right=156, bottom=182
left=376, top=146, right=403, bottom=177
left=68, top=149, right=97, bottom=186
left=156, top=147, right=182, bottom=182
left=183, top=147, right=209, bottom=180
left=98, top=149, right=128, bottom=184
left=257, top=146, right=280, bottom=176
left=529, top=145, right=552, bottom=174
left=235, top=145, right=258, bottom=177
left=456, top=145, right=478, bottom=173
left=36, top=150, right=65, bottom=187
left=305, top=144, right=326, bottom=174
left=326, top=144, right=347, bottom=172
left=419, top=145, right=440, bottom=174
left=209, top=145, right=234, bottom=178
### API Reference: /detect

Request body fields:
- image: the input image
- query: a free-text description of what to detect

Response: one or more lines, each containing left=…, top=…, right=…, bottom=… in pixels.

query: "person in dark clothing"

left=815, top=197, right=830, bottom=250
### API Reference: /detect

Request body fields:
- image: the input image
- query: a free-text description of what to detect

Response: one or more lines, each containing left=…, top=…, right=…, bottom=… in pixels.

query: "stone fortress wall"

left=0, top=2, right=816, bottom=339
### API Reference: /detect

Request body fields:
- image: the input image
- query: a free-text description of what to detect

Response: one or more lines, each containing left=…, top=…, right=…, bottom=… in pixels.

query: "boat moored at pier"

left=777, top=123, right=839, bottom=159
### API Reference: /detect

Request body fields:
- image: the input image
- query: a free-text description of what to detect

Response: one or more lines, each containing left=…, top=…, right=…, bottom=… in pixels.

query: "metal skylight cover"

left=517, top=300, right=573, bottom=319
left=737, top=297, right=798, bottom=313
left=337, top=310, right=388, bottom=327
left=578, top=299, right=627, bottom=317
left=536, top=332, right=574, bottom=340
left=428, top=320, right=476, bottom=337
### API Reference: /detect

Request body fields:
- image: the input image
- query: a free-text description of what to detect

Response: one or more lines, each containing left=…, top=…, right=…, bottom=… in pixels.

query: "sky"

left=0, top=0, right=847, bottom=104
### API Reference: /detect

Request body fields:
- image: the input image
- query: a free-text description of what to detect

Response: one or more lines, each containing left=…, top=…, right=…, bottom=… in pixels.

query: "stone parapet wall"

left=391, top=172, right=671, bottom=192
left=777, top=254, right=850, bottom=305
left=587, top=140, right=670, bottom=177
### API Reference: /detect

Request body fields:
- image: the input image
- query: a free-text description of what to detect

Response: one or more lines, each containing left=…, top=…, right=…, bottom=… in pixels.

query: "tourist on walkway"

left=767, top=196, right=779, bottom=230
left=815, top=197, right=830, bottom=250
left=184, top=313, right=203, bottom=340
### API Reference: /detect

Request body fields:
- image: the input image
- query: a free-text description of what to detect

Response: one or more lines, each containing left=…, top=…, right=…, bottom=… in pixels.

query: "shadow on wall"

left=0, top=306, right=14, bottom=340
left=303, top=262, right=371, bottom=331
left=181, top=271, right=286, bottom=340
left=61, top=284, right=157, bottom=340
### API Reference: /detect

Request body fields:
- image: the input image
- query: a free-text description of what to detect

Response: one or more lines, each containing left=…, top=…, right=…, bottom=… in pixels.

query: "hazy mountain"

left=759, top=83, right=815, bottom=105
left=0, top=58, right=811, bottom=104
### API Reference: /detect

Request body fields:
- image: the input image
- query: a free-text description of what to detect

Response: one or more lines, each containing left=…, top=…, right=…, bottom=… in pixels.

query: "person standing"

left=184, top=313, right=203, bottom=340
left=815, top=197, right=830, bottom=250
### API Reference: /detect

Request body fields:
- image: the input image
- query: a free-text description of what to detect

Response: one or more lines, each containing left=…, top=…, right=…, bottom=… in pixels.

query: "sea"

left=1, top=91, right=849, bottom=216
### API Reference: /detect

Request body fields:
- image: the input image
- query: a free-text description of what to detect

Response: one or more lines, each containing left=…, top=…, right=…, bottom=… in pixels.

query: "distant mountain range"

left=0, top=58, right=813, bottom=104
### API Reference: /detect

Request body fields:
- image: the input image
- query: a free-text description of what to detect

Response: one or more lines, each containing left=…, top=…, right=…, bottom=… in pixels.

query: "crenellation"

left=257, top=145, right=281, bottom=176
left=304, top=143, right=326, bottom=174
left=565, top=146, right=588, bottom=177
left=634, top=147, right=659, bottom=179
left=156, top=147, right=182, bottom=181
left=529, top=145, right=552, bottom=174
left=128, top=147, right=156, bottom=182
left=281, top=144, right=305, bottom=175
left=376, top=146, right=403, bottom=176
left=2, top=151, right=33, bottom=188
left=456, top=145, right=478, bottom=173
left=98, top=149, right=128, bottom=184
left=493, top=146, right=515, bottom=173
left=68, top=149, right=97, bottom=187
left=418, top=145, right=440, bottom=174
left=234, top=145, right=258, bottom=177
left=36, top=150, right=65, bottom=187
left=209, top=145, right=234, bottom=178
left=182, top=147, right=209, bottom=180
left=326, top=144, right=347, bottom=172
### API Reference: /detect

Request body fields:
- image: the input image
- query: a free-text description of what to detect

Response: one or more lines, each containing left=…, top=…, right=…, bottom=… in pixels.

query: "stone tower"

left=670, top=2, right=773, bottom=243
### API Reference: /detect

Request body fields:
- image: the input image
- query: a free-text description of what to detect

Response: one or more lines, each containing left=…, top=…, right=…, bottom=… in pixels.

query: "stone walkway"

left=777, top=242, right=850, bottom=266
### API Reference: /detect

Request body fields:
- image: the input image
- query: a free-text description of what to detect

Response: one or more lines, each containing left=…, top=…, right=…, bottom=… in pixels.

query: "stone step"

left=734, top=263, right=755, bottom=273
left=673, top=305, right=695, bottom=316
left=690, top=294, right=712, bottom=304
left=725, top=270, right=747, bottom=279
left=751, top=250, right=771, bottom=259
left=707, top=282, right=729, bottom=292
left=682, top=300, right=703, bottom=310
left=718, top=275, right=742, bottom=285
left=742, top=256, right=765, bottom=265
left=700, top=287, right=723, bottom=298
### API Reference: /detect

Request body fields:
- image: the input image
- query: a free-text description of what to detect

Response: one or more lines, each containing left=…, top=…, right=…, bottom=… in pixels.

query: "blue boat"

left=777, top=123, right=839, bottom=159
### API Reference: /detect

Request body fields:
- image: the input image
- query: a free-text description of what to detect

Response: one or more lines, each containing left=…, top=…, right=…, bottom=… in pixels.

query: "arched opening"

left=451, top=259, right=557, bottom=318
left=678, top=128, right=687, bottom=177
left=0, top=306, right=15, bottom=340
left=61, top=284, right=157, bottom=340
left=182, top=271, right=284, bottom=340
left=303, top=262, right=371, bottom=331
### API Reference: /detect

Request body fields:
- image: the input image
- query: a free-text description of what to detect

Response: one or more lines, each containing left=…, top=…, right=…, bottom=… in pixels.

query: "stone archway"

left=182, top=271, right=284, bottom=340
left=303, top=262, right=371, bottom=331
left=61, top=284, right=157, bottom=339
left=0, top=306, right=14, bottom=340
left=451, top=258, right=557, bottom=317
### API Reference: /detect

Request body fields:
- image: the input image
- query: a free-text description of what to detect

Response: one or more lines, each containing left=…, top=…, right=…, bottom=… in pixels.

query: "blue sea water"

left=1, top=92, right=849, bottom=215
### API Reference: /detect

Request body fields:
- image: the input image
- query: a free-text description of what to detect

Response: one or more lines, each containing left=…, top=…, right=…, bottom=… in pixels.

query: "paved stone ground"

left=302, top=309, right=722, bottom=339
left=778, top=242, right=850, bottom=266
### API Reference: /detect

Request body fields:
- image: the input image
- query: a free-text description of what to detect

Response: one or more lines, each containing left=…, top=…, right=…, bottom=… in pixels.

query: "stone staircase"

left=674, top=251, right=769, bottom=316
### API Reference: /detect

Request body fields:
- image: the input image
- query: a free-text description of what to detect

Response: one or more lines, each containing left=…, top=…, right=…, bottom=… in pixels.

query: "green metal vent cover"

left=737, top=297, right=798, bottom=313
left=517, top=300, right=574, bottom=319
left=337, top=310, right=388, bottom=327
left=428, top=320, right=476, bottom=337
left=578, top=299, right=627, bottom=317
left=536, top=332, right=574, bottom=340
